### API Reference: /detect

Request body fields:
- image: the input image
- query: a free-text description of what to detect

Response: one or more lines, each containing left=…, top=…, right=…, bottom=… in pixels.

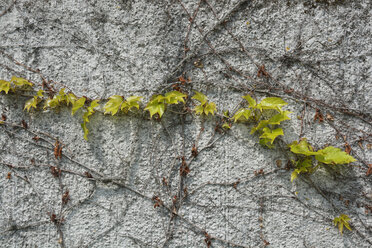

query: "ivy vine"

left=0, top=76, right=356, bottom=235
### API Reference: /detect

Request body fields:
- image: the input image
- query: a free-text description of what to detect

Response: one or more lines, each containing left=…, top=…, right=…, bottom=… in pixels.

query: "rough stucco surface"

left=0, top=0, right=371, bottom=247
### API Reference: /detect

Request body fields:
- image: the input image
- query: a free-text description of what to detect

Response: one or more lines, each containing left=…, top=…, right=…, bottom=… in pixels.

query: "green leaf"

left=291, top=158, right=314, bottom=182
left=222, top=123, right=231, bottom=129
left=11, top=76, right=33, bottom=87
left=333, top=214, right=352, bottom=235
left=257, top=97, right=288, bottom=112
left=289, top=138, right=318, bottom=156
left=88, top=100, right=100, bottom=111
left=57, top=88, right=66, bottom=100
left=66, top=93, right=77, bottom=106
left=194, top=105, right=204, bottom=115
left=251, top=120, right=269, bottom=134
left=121, top=95, right=142, bottom=113
left=192, top=91, right=208, bottom=106
left=36, top=89, right=44, bottom=97
left=232, top=108, right=251, bottom=122
left=145, top=97, right=165, bottom=118
left=81, top=121, right=89, bottom=141
left=164, top=91, right=187, bottom=104
left=291, top=170, right=299, bottom=182
left=316, top=146, right=356, bottom=165
left=204, top=102, right=216, bottom=116
left=104, top=95, right=123, bottom=115
left=259, top=127, right=284, bottom=144
left=0, top=80, right=11, bottom=94
left=84, top=100, right=100, bottom=122
left=242, top=94, right=256, bottom=108
left=71, top=97, right=86, bottom=115
left=44, top=96, right=60, bottom=109
left=259, top=138, right=275, bottom=148
left=269, top=111, right=292, bottom=125
left=24, top=96, right=39, bottom=112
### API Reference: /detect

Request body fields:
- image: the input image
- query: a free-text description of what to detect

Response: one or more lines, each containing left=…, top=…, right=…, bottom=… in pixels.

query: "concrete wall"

left=0, top=0, right=371, bottom=247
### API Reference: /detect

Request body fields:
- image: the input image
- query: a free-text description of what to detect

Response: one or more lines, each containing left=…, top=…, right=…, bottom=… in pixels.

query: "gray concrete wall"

left=0, top=0, right=371, bottom=247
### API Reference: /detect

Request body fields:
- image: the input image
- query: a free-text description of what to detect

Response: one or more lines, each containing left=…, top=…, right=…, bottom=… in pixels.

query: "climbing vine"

left=0, top=1, right=371, bottom=247
left=0, top=75, right=357, bottom=235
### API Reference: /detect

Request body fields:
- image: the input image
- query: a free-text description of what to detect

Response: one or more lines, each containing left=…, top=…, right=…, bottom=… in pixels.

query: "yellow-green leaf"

left=204, top=102, right=216, bottom=116
left=71, top=97, right=86, bottom=115
left=333, top=214, right=352, bottom=235
left=257, top=97, right=288, bottom=112
left=291, top=170, right=299, bottom=182
left=36, top=89, right=44, bottom=97
left=104, top=95, right=123, bottom=115
left=222, top=123, right=231, bottom=129
left=315, top=146, right=356, bottom=165
left=232, top=108, right=251, bottom=122
left=24, top=96, right=39, bottom=112
left=194, top=105, right=204, bottom=115
left=81, top=122, right=89, bottom=140
left=44, top=96, right=60, bottom=109
left=84, top=100, right=100, bottom=122
left=164, top=91, right=187, bottom=104
left=121, top=95, right=142, bottom=113
left=289, top=138, right=318, bottom=156
left=11, top=76, right=33, bottom=87
left=192, top=91, right=208, bottom=106
left=269, top=111, right=292, bottom=125
left=242, top=94, right=256, bottom=108
left=0, top=80, right=11, bottom=94
left=251, top=120, right=269, bottom=134
left=145, top=99, right=165, bottom=118
left=66, top=93, right=77, bottom=105
left=259, top=127, right=284, bottom=144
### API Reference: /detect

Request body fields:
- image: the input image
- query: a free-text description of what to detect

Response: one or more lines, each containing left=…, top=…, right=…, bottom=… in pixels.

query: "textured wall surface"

left=0, top=0, right=371, bottom=247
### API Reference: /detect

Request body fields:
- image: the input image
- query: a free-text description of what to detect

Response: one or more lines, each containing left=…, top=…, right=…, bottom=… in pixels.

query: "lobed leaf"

left=71, top=97, right=86, bottom=115
left=24, top=96, right=39, bottom=112
left=257, top=97, right=288, bottom=112
left=66, top=93, right=77, bottom=106
left=164, top=91, right=187, bottom=105
left=194, top=105, right=204, bottom=115
left=145, top=97, right=165, bottom=118
left=251, top=120, right=269, bottom=134
left=204, top=102, right=216, bottom=116
left=121, top=95, right=142, bottom=113
left=259, top=127, right=284, bottom=144
left=192, top=91, right=208, bottom=105
left=11, top=76, right=33, bottom=87
left=222, top=123, right=231, bottom=129
left=242, top=94, right=256, bottom=108
left=104, top=95, right=123, bottom=115
left=291, top=158, right=314, bottom=182
left=232, top=108, right=251, bottom=122
left=84, top=100, right=100, bottom=123
left=269, top=111, right=292, bottom=125
left=44, top=96, right=60, bottom=109
left=333, top=214, right=352, bottom=235
left=289, top=138, right=318, bottom=156
left=315, top=146, right=356, bottom=165
left=0, top=80, right=11, bottom=94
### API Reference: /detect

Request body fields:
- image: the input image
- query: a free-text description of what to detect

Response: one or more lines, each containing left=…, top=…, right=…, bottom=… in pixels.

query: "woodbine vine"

left=0, top=75, right=357, bottom=235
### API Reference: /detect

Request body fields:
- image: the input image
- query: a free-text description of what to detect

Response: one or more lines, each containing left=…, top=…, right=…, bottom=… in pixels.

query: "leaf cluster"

left=289, top=138, right=356, bottom=181
left=145, top=91, right=187, bottom=118
left=104, top=95, right=142, bottom=116
left=232, top=95, right=291, bottom=147
left=333, top=214, right=352, bottom=234
left=192, top=91, right=216, bottom=116
left=0, top=76, right=33, bottom=94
